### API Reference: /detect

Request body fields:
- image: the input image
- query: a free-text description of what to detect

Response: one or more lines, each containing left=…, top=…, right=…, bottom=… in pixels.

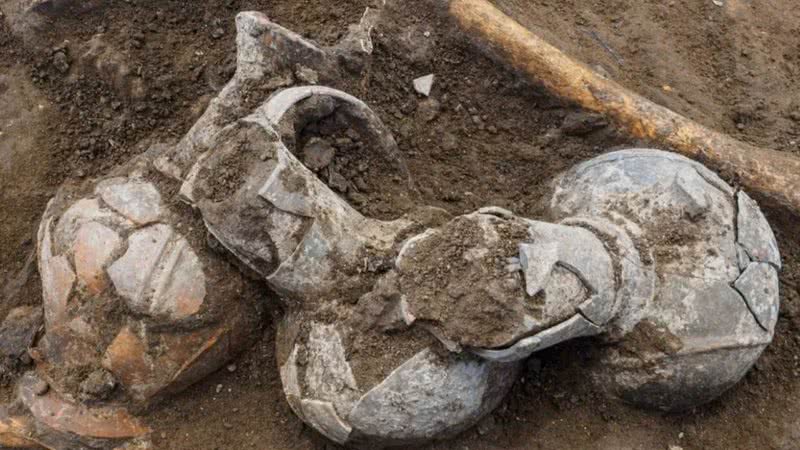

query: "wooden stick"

left=451, top=0, right=800, bottom=214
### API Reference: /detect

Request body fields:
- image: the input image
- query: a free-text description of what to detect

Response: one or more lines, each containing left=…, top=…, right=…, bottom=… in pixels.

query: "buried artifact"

left=0, top=5, right=783, bottom=450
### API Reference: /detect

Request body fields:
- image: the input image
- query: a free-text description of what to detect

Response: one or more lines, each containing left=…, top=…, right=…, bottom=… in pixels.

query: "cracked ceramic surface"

left=155, top=9, right=384, bottom=182
left=25, top=169, right=262, bottom=448
left=278, top=320, right=519, bottom=447
left=552, top=149, right=781, bottom=411
left=177, top=76, right=783, bottom=442
left=179, top=85, right=414, bottom=301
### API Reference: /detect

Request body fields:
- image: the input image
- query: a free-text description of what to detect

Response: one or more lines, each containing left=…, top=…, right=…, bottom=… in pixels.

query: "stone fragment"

left=72, top=221, right=122, bottom=294
left=413, top=74, right=435, bottom=97
left=737, top=192, right=781, bottom=268
left=52, top=51, right=69, bottom=73
left=79, top=368, right=117, bottom=402
left=303, top=138, right=335, bottom=171
left=416, top=98, right=441, bottom=122
left=98, top=180, right=162, bottom=225
left=561, top=111, right=607, bottom=136
left=333, top=7, right=381, bottom=72
left=32, top=379, right=49, bottom=396
left=734, top=262, right=780, bottom=331
left=328, top=169, right=349, bottom=193
left=375, top=296, right=415, bottom=332
left=0, top=306, right=43, bottom=361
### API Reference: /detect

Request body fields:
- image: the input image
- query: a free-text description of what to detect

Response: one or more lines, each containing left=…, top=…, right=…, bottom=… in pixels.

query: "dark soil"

left=1, top=0, right=799, bottom=449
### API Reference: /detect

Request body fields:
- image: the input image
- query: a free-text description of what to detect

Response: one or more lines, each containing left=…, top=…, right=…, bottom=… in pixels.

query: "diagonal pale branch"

left=451, top=0, right=800, bottom=215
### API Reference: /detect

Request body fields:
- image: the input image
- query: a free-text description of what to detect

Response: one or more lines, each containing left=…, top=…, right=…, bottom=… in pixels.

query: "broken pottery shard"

left=103, top=325, right=233, bottom=404
left=337, top=7, right=381, bottom=56
left=561, top=216, right=655, bottom=335
left=72, top=221, right=122, bottom=294
left=518, top=241, right=558, bottom=297
left=304, top=323, right=359, bottom=416
left=301, top=399, right=352, bottom=445
left=525, top=220, right=616, bottom=326
left=148, top=237, right=206, bottom=320
left=737, top=192, right=781, bottom=269
left=413, top=74, right=435, bottom=96
left=39, top=218, right=75, bottom=327
left=109, top=225, right=205, bottom=321
left=102, top=327, right=152, bottom=400
left=279, top=347, right=303, bottom=418
left=54, top=198, right=132, bottom=244
left=477, top=206, right=514, bottom=219
left=737, top=245, right=751, bottom=271
left=0, top=306, right=43, bottom=360
left=734, top=262, right=780, bottom=332
left=0, top=407, right=40, bottom=449
left=332, top=6, right=383, bottom=72
left=18, top=373, right=150, bottom=440
left=595, top=277, right=769, bottom=413
left=472, top=314, right=601, bottom=363
left=109, top=224, right=172, bottom=309
left=672, top=171, right=710, bottom=218
left=98, top=180, right=162, bottom=225
left=347, top=349, right=512, bottom=445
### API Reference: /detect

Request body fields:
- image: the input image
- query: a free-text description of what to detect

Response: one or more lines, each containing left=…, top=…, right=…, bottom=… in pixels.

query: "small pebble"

left=33, top=380, right=50, bottom=396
